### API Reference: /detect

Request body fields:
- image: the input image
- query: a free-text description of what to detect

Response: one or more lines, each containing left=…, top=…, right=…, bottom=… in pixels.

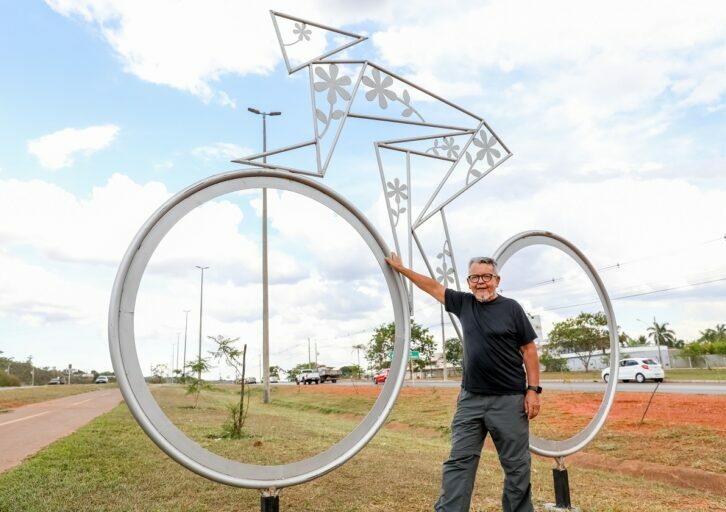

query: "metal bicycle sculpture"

left=109, top=10, right=619, bottom=498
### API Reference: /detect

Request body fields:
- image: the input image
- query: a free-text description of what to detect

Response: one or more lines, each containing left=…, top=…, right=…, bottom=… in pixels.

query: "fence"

left=668, top=352, right=726, bottom=369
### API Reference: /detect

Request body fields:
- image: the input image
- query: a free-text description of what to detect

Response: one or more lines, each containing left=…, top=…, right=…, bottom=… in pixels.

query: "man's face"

left=467, top=262, right=500, bottom=303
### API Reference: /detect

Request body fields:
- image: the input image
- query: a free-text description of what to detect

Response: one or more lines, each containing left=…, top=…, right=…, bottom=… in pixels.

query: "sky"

left=1, top=1, right=725, bottom=379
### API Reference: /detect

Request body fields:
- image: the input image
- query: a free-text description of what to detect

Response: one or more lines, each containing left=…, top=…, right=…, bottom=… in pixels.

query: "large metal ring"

left=492, top=230, right=619, bottom=457
left=108, top=169, right=411, bottom=489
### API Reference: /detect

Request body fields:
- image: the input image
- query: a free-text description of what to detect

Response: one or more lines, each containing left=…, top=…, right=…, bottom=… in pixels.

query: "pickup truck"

left=318, top=367, right=341, bottom=383
left=296, top=368, right=320, bottom=385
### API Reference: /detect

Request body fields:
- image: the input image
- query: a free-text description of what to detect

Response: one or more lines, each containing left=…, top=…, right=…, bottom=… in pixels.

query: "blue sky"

left=1, top=1, right=725, bottom=377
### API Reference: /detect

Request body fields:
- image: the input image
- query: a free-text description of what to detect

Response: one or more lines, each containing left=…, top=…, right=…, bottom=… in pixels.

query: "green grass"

left=0, top=384, right=115, bottom=410
left=0, top=385, right=723, bottom=511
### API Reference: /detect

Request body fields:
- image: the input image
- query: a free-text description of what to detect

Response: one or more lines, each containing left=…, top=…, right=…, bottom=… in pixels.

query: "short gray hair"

left=468, top=256, right=498, bottom=272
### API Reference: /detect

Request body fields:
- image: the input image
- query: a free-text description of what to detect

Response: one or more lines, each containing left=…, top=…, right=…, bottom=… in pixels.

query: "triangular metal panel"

left=271, top=11, right=367, bottom=75
left=414, top=121, right=513, bottom=228
left=347, top=63, right=482, bottom=131
left=309, top=62, right=366, bottom=176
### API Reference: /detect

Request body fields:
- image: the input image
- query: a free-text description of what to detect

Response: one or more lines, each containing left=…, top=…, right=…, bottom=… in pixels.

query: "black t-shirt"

left=445, top=289, right=537, bottom=395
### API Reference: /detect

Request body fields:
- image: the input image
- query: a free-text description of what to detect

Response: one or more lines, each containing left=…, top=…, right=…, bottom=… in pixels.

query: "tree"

left=647, top=318, right=680, bottom=348
left=269, top=365, right=282, bottom=379
left=352, top=343, right=367, bottom=378
left=150, top=363, right=168, bottom=384
left=444, top=337, right=463, bottom=369
left=339, top=365, right=363, bottom=378
left=185, top=357, right=212, bottom=408
left=699, top=323, right=726, bottom=343
left=208, top=335, right=249, bottom=439
left=539, top=348, right=568, bottom=372
left=366, top=321, right=435, bottom=371
left=547, top=312, right=609, bottom=371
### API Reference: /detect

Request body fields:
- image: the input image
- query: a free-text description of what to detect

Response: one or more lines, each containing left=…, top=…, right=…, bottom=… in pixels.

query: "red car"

left=373, top=369, right=389, bottom=384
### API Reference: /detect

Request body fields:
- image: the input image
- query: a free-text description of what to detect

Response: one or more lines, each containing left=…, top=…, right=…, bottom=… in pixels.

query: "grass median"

left=0, top=384, right=115, bottom=411
left=0, top=384, right=723, bottom=511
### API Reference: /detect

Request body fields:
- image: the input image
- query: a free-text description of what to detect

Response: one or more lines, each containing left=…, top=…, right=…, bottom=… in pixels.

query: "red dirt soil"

left=296, top=385, right=726, bottom=496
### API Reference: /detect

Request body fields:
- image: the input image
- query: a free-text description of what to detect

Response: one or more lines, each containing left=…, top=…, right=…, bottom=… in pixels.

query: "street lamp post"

left=176, top=333, right=180, bottom=381
left=248, top=107, right=281, bottom=405
left=196, top=265, right=209, bottom=381
left=182, top=310, right=190, bottom=378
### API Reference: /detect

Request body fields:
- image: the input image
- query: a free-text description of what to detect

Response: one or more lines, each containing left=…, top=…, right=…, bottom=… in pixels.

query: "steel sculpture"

left=109, top=10, right=620, bottom=509
left=109, top=170, right=411, bottom=490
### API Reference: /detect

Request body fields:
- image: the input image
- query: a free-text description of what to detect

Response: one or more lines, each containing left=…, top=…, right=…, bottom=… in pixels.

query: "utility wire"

left=543, top=275, right=726, bottom=312
left=501, top=231, right=725, bottom=294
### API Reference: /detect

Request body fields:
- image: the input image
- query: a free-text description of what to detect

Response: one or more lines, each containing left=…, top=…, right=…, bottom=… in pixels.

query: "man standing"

left=385, top=253, right=541, bottom=512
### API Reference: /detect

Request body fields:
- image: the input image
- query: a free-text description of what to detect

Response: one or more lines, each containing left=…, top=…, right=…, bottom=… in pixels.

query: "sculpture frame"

left=108, top=169, right=411, bottom=489
left=492, top=230, right=620, bottom=457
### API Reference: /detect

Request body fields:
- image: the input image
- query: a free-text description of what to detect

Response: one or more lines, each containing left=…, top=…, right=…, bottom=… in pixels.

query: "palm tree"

left=352, top=344, right=367, bottom=380
left=647, top=319, right=677, bottom=347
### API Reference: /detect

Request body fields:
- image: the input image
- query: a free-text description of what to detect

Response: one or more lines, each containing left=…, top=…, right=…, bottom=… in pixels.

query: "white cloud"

left=27, top=125, right=119, bottom=170
left=192, top=143, right=253, bottom=161
left=0, top=173, right=392, bottom=372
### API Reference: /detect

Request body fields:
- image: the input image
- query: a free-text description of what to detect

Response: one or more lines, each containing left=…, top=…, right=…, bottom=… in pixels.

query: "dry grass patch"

left=0, top=384, right=113, bottom=410
left=0, top=384, right=724, bottom=511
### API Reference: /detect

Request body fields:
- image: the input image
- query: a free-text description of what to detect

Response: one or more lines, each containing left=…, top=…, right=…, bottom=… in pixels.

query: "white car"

left=94, top=376, right=109, bottom=384
left=602, top=358, right=664, bottom=383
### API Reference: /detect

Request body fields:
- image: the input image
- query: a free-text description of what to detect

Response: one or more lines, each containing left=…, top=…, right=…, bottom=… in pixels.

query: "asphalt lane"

left=0, top=388, right=123, bottom=473
left=395, top=380, right=725, bottom=395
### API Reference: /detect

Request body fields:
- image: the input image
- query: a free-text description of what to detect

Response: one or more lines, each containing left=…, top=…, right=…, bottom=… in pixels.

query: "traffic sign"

left=387, top=351, right=421, bottom=360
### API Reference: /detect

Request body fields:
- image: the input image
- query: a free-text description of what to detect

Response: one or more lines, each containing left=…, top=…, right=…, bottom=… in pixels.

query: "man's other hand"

left=524, top=390, right=540, bottom=419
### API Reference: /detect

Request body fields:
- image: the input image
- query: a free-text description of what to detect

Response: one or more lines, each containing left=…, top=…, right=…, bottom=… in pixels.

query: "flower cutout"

left=362, top=68, right=398, bottom=109
left=436, top=261, right=455, bottom=285
left=441, top=137, right=460, bottom=159
left=314, top=64, right=352, bottom=105
left=386, top=178, right=408, bottom=202
left=472, top=130, right=501, bottom=166
left=292, top=22, right=312, bottom=42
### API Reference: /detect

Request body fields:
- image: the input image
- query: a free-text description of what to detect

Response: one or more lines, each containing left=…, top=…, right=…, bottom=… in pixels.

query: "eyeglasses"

left=467, top=273, right=497, bottom=283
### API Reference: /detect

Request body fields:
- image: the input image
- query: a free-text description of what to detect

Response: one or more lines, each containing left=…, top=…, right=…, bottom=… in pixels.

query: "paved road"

left=0, top=388, right=123, bottom=473
left=394, top=380, right=726, bottom=395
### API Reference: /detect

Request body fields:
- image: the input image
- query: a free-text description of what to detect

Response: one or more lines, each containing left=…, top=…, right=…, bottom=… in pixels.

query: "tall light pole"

left=196, top=265, right=209, bottom=381
left=175, top=333, right=180, bottom=382
left=182, top=310, right=190, bottom=378
left=248, top=107, right=281, bottom=404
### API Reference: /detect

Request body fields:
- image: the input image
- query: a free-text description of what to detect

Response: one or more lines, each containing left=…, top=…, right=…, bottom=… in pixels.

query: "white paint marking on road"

left=0, top=411, right=50, bottom=427
left=70, top=398, right=93, bottom=406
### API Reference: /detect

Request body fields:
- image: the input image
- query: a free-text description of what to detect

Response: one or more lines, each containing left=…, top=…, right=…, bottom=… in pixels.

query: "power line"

left=543, top=275, right=726, bottom=312
left=501, top=231, right=726, bottom=294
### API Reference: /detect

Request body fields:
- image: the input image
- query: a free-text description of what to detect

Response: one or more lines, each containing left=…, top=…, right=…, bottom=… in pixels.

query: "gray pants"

left=435, top=390, right=532, bottom=512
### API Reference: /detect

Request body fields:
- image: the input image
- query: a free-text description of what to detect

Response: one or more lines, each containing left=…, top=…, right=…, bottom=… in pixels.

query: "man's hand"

left=524, top=390, right=540, bottom=419
left=384, top=252, right=445, bottom=304
left=385, top=252, right=404, bottom=272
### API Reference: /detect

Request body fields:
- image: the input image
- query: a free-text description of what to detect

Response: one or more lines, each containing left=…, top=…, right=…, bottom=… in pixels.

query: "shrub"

left=0, top=373, right=21, bottom=387
left=540, top=351, right=569, bottom=372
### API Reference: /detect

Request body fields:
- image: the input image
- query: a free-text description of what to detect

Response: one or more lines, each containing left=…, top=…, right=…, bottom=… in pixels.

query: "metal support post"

left=545, top=457, right=578, bottom=511
left=261, top=488, right=280, bottom=512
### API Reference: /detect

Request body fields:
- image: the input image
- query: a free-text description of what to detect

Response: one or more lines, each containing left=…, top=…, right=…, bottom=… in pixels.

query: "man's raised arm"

left=385, top=252, right=445, bottom=304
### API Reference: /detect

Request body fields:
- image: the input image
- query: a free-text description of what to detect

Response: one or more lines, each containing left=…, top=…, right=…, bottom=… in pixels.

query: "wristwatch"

left=527, top=385, right=542, bottom=394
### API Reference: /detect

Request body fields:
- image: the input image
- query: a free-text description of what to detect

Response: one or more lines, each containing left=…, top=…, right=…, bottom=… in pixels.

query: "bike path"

left=0, top=388, right=123, bottom=473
